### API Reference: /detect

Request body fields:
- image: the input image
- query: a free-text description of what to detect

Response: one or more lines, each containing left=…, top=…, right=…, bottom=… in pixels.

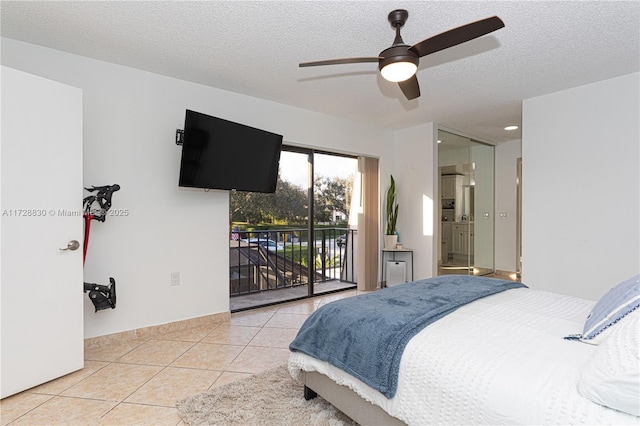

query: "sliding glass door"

left=229, top=146, right=357, bottom=311
left=438, top=130, right=494, bottom=276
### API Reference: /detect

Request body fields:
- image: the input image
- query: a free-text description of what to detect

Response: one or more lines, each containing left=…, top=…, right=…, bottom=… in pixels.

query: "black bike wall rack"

left=82, top=184, right=120, bottom=312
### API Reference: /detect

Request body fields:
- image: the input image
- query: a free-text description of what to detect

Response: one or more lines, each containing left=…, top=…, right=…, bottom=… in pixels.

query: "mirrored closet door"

left=437, top=130, right=494, bottom=276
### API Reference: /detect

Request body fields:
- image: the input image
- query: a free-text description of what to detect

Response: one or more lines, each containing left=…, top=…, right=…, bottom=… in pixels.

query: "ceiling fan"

left=299, top=10, right=504, bottom=100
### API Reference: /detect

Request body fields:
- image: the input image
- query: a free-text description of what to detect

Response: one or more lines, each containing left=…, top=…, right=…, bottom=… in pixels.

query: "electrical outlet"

left=170, top=272, right=180, bottom=286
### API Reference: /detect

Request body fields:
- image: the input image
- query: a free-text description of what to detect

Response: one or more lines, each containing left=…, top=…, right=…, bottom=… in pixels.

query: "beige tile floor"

left=0, top=290, right=360, bottom=426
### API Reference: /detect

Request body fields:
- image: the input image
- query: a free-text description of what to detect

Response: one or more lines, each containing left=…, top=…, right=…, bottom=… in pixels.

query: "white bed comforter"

left=289, top=288, right=639, bottom=425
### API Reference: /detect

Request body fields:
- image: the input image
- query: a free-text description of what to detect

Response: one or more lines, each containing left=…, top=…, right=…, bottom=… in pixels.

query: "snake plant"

left=386, top=175, right=398, bottom=235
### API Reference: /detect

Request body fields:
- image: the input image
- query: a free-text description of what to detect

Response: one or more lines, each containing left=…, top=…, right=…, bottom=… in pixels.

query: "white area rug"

left=177, top=364, right=358, bottom=425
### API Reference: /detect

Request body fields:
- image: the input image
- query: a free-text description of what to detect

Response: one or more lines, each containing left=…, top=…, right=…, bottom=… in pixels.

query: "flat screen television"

left=178, top=110, right=282, bottom=193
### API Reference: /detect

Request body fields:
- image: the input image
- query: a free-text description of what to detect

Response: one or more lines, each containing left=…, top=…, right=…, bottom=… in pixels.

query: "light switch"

left=171, top=272, right=180, bottom=286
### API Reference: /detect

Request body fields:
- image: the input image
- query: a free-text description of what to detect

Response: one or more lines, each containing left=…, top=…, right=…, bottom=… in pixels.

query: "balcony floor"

left=230, top=280, right=356, bottom=312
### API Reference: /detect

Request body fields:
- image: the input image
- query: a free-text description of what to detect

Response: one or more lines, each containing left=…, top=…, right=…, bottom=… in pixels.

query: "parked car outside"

left=242, top=238, right=282, bottom=251
left=336, top=234, right=347, bottom=248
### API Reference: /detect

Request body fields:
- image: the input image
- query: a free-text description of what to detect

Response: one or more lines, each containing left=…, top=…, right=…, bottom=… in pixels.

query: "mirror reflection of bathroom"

left=438, top=129, right=494, bottom=276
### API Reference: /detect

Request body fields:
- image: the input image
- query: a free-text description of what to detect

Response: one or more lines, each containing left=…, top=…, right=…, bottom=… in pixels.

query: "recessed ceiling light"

left=504, top=125, right=519, bottom=131
left=437, top=140, right=442, bottom=144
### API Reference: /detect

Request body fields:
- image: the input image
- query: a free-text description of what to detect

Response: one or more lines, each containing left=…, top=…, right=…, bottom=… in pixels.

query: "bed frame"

left=302, top=370, right=406, bottom=426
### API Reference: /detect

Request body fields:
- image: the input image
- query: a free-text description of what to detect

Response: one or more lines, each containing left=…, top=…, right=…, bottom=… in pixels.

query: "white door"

left=1, top=67, right=84, bottom=398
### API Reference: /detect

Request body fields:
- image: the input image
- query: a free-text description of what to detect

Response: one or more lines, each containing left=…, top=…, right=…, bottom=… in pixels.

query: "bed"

left=288, top=274, right=640, bottom=425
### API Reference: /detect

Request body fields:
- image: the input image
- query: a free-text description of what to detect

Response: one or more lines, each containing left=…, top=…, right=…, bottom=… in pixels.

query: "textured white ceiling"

left=2, top=1, right=638, bottom=144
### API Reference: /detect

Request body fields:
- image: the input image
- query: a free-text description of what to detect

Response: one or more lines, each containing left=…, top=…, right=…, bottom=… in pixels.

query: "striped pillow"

left=578, top=274, right=640, bottom=344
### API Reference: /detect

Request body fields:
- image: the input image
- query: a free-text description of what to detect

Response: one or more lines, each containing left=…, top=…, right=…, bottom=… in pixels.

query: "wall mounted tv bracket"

left=83, top=184, right=120, bottom=312
left=176, top=129, right=184, bottom=146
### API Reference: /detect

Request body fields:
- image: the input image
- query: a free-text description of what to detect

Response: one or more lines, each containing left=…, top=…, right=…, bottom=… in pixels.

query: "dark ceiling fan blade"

left=398, top=75, right=420, bottom=100
left=299, top=57, right=382, bottom=67
left=410, top=16, right=504, bottom=58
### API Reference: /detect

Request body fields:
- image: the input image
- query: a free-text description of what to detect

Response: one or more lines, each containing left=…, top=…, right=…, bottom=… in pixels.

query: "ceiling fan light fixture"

left=379, top=47, right=419, bottom=82
left=381, top=61, right=417, bottom=82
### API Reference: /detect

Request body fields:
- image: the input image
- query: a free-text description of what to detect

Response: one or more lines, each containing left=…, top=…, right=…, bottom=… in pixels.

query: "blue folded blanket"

left=290, top=275, right=526, bottom=398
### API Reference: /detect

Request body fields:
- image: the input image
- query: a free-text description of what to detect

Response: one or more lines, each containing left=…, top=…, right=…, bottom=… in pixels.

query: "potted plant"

left=384, top=175, right=399, bottom=249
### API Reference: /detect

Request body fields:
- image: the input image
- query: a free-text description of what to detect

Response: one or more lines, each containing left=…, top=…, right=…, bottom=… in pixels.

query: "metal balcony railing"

left=229, top=228, right=356, bottom=296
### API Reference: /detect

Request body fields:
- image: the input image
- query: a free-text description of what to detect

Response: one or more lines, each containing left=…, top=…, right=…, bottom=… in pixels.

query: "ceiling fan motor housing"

left=378, top=45, right=419, bottom=71
left=380, top=9, right=418, bottom=73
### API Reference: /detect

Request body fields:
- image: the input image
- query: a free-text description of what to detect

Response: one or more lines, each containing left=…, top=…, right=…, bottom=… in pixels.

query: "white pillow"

left=577, top=309, right=640, bottom=416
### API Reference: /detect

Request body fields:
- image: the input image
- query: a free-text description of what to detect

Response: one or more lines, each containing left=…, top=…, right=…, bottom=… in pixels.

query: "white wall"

left=393, top=123, right=438, bottom=280
left=2, top=38, right=395, bottom=338
left=494, top=139, right=521, bottom=272
left=522, top=73, right=639, bottom=300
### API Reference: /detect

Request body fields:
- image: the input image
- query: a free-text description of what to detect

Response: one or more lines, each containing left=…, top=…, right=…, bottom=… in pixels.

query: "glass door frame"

left=282, top=145, right=358, bottom=296
left=282, top=145, right=315, bottom=296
